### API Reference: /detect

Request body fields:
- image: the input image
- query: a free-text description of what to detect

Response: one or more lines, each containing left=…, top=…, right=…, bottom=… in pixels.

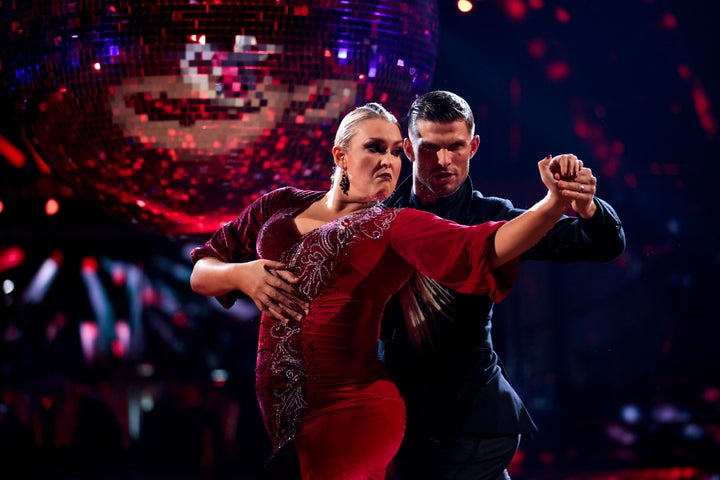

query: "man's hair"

left=407, top=90, right=475, bottom=139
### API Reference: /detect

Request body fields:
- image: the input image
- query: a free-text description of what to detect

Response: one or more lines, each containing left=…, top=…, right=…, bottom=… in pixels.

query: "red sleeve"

left=389, top=208, right=520, bottom=303
left=189, top=188, right=291, bottom=309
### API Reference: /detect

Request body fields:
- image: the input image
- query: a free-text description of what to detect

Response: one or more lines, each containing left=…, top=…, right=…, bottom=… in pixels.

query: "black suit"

left=381, top=176, right=626, bottom=479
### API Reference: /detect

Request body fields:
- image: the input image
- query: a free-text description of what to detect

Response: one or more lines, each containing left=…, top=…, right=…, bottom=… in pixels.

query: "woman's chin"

left=374, top=185, right=397, bottom=202
left=372, top=191, right=390, bottom=202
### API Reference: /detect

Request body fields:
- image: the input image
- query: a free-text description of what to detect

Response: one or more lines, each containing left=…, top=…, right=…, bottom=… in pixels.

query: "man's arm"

left=520, top=164, right=625, bottom=263
left=480, top=165, right=625, bottom=263
left=521, top=197, right=624, bottom=262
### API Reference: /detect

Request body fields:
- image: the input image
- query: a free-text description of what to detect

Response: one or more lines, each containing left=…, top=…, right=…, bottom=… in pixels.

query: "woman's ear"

left=331, top=145, right=346, bottom=168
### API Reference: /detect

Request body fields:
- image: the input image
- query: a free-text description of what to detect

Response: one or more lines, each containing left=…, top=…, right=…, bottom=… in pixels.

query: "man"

left=223, top=90, right=626, bottom=479
left=378, top=90, right=625, bottom=479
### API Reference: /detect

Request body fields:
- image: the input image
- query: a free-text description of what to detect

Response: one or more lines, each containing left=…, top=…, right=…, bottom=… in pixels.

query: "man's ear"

left=403, top=138, right=415, bottom=162
left=469, top=135, right=481, bottom=159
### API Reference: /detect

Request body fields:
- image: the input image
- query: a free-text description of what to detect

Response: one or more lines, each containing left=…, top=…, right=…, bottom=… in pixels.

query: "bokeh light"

left=457, top=1, right=474, bottom=14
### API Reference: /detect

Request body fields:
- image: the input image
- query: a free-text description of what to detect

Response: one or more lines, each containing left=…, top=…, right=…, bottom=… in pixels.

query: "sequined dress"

left=190, top=187, right=518, bottom=479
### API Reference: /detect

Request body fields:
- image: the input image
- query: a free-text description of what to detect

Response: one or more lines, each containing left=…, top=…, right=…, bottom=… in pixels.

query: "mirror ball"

left=0, top=1, right=439, bottom=235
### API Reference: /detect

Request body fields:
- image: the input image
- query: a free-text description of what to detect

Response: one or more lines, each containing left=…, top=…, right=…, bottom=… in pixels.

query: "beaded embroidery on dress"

left=256, top=203, right=398, bottom=454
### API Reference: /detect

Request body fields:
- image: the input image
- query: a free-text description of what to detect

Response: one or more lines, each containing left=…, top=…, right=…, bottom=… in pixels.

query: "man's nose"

left=436, top=148, right=451, bottom=167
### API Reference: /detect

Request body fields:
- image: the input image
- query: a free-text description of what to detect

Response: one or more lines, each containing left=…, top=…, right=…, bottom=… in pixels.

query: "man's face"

left=404, top=119, right=480, bottom=202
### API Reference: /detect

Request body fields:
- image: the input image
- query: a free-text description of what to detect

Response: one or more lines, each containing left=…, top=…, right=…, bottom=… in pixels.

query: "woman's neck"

left=322, top=189, right=377, bottom=216
left=293, top=189, right=376, bottom=236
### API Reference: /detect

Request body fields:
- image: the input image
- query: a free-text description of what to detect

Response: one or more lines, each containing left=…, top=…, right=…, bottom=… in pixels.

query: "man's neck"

left=412, top=182, right=442, bottom=205
left=412, top=181, right=465, bottom=205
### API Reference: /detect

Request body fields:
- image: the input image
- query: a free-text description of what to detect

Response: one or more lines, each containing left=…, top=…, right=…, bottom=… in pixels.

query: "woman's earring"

left=339, top=168, right=350, bottom=195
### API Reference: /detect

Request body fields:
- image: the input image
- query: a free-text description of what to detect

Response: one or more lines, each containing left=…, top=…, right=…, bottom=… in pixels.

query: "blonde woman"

left=190, top=103, right=579, bottom=479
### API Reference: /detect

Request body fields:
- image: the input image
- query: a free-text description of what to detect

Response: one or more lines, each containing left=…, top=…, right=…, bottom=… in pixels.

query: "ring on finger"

left=579, top=184, right=585, bottom=193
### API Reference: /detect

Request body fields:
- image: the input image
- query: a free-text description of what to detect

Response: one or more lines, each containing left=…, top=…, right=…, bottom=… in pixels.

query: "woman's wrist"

left=533, top=191, right=567, bottom=219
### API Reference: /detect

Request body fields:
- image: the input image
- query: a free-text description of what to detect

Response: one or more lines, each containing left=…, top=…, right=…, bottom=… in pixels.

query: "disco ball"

left=0, top=1, right=438, bottom=235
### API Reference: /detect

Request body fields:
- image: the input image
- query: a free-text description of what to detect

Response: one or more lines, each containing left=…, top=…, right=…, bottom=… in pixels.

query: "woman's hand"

left=238, top=259, right=309, bottom=324
left=191, top=257, right=308, bottom=324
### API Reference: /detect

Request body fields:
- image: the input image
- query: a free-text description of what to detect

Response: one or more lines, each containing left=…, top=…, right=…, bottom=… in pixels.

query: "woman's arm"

left=191, top=256, right=255, bottom=297
left=188, top=188, right=296, bottom=308
left=489, top=154, right=578, bottom=268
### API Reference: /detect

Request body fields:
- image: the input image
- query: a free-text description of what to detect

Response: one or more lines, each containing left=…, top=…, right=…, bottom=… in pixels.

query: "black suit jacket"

left=380, top=176, right=626, bottom=437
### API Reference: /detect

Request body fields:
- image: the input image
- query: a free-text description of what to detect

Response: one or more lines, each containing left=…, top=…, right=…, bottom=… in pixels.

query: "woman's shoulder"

left=393, top=206, right=440, bottom=221
left=258, top=186, right=325, bottom=207
left=358, top=205, right=435, bottom=232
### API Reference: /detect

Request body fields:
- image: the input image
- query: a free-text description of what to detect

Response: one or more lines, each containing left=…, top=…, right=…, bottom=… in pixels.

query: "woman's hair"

left=334, top=102, right=401, bottom=150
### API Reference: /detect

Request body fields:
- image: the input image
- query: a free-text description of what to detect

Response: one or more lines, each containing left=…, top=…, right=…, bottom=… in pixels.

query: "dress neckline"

left=290, top=201, right=383, bottom=237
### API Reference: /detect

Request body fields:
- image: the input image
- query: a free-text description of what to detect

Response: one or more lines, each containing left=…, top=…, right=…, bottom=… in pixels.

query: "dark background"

left=1, top=1, right=719, bottom=478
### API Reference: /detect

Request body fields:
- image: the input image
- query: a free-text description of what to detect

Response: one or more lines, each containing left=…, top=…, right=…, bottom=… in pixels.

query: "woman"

left=190, top=103, right=579, bottom=479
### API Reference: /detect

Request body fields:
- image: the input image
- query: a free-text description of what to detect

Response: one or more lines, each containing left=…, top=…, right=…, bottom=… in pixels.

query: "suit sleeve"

left=479, top=195, right=626, bottom=263
left=389, top=208, right=519, bottom=303
left=521, top=197, right=626, bottom=262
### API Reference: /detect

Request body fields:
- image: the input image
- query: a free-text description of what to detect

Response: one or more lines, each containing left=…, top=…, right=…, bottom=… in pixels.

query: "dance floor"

left=7, top=466, right=717, bottom=480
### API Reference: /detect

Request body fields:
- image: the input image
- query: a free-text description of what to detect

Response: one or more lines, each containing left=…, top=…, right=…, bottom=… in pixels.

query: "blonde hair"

left=334, top=102, right=401, bottom=150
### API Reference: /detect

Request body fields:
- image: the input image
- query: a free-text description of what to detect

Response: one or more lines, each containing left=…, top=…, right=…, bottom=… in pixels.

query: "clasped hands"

left=545, top=153, right=598, bottom=219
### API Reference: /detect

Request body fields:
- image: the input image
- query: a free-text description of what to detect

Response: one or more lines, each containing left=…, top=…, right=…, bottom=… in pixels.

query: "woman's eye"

left=392, top=148, right=403, bottom=157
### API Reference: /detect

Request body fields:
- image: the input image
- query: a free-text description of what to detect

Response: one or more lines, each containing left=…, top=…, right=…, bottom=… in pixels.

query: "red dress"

left=191, top=187, right=518, bottom=479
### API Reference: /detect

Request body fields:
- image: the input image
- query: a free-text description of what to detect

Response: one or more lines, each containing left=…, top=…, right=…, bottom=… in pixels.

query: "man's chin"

left=430, top=182, right=458, bottom=197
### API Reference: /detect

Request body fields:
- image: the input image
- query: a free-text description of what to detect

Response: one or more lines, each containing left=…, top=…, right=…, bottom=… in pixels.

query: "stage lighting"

left=21, top=250, right=62, bottom=305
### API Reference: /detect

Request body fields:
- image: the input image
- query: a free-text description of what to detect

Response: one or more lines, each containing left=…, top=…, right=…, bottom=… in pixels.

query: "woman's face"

left=340, top=118, right=403, bottom=202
